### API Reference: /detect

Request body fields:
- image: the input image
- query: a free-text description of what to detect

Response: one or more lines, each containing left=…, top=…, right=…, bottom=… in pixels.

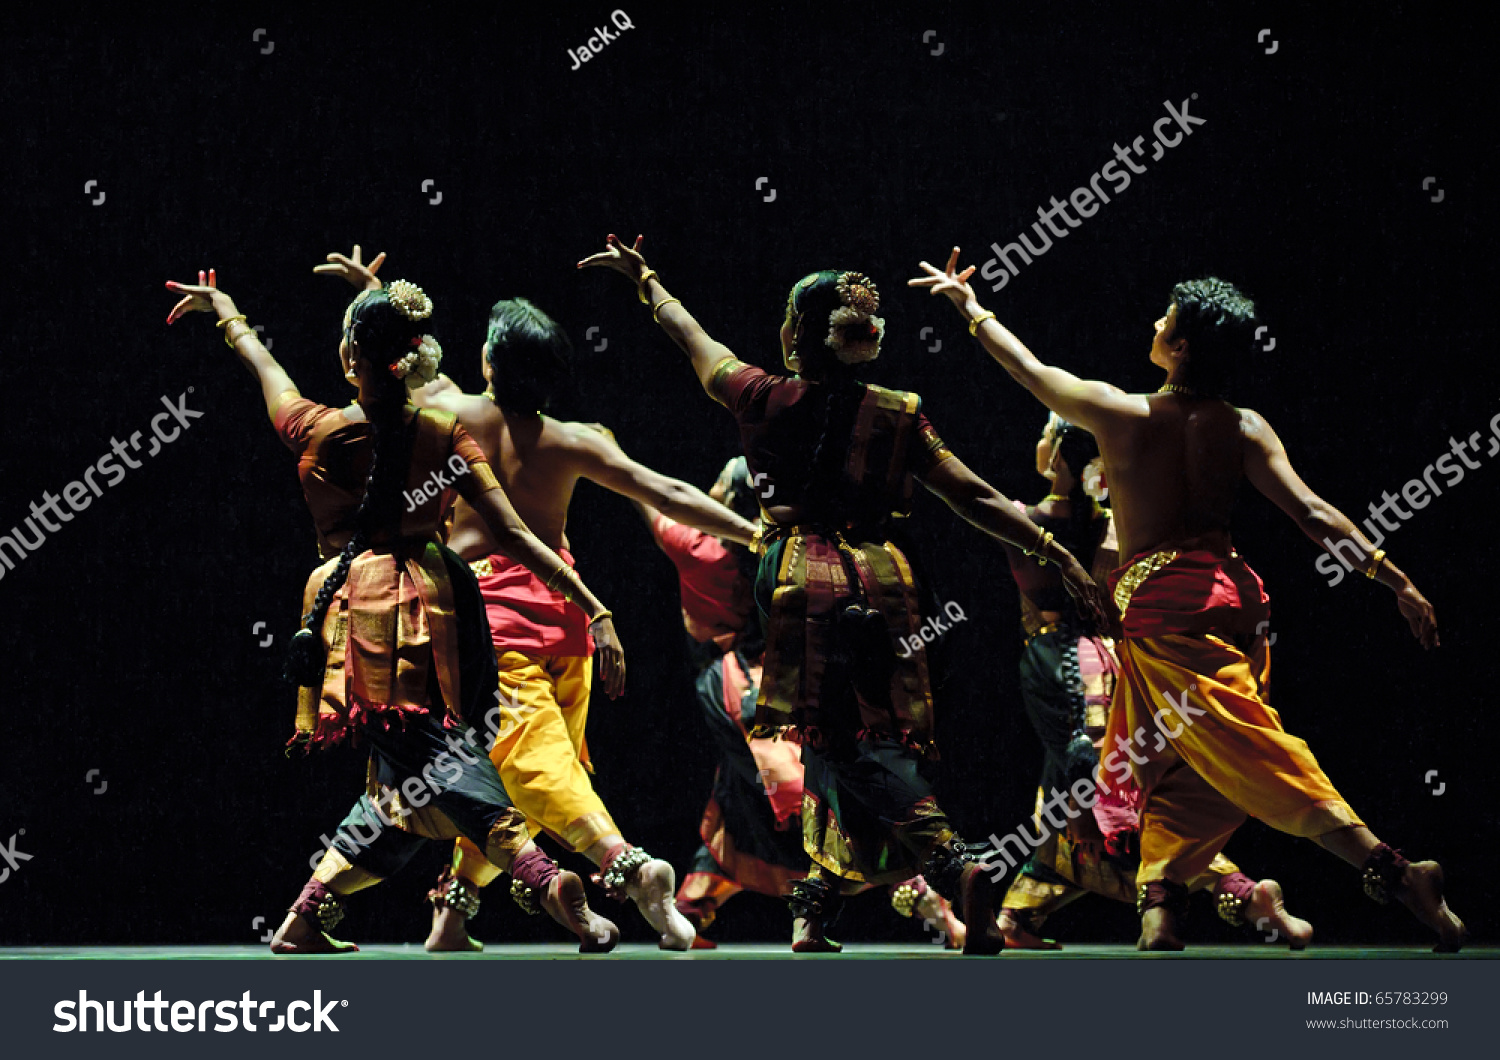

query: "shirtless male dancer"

left=405, top=287, right=756, bottom=951
left=911, top=250, right=1465, bottom=952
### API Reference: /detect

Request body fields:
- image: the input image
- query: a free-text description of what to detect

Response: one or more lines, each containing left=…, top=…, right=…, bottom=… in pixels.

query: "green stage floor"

left=1, top=944, right=1492, bottom=960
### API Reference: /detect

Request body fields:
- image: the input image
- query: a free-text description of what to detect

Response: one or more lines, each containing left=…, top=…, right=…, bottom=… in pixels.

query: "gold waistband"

left=469, top=557, right=494, bottom=577
left=1113, top=549, right=1179, bottom=616
left=1024, top=621, right=1062, bottom=646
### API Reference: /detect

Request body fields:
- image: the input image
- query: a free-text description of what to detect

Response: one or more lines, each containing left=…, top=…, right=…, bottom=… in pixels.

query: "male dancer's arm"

left=909, top=248, right=1145, bottom=437
left=1241, top=408, right=1439, bottom=649
left=564, top=424, right=756, bottom=546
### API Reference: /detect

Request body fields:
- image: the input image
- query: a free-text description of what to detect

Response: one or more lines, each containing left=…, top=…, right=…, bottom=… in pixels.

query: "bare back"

left=1102, top=393, right=1244, bottom=563
left=427, top=392, right=585, bottom=558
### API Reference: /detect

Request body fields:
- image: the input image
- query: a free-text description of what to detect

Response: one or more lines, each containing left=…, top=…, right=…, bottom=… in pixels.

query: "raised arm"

left=908, top=248, right=1145, bottom=436
left=564, top=422, right=756, bottom=545
left=578, top=234, right=739, bottom=394
left=455, top=467, right=627, bottom=696
left=166, top=270, right=297, bottom=419
left=919, top=452, right=1111, bottom=630
left=1241, top=408, right=1437, bottom=648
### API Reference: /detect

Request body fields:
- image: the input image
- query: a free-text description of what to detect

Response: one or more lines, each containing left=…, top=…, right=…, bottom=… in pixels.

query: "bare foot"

left=624, top=858, right=697, bottom=951
left=916, top=888, right=967, bottom=950
left=542, top=870, right=619, bottom=953
left=957, top=865, right=1004, bottom=955
left=791, top=916, right=843, bottom=953
left=1137, top=907, right=1185, bottom=951
left=1396, top=861, right=1467, bottom=953
left=269, top=911, right=359, bottom=955
left=999, top=909, right=1063, bottom=951
left=1245, top=879, right=1313, bottom=951
left=425, top=905, right=483, bottom=953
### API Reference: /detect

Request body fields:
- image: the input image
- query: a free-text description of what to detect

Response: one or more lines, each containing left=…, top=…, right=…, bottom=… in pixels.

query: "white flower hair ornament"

left=385, top=279, right=433, bottom=322
left=388, top=334, right=443, bottom=389
left=827, top=271, right=885, bottom=365
left=1082, top=456, right=1109, bottom=502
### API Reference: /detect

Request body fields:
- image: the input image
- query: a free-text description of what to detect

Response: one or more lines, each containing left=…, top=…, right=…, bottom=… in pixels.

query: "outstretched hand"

left=314, top=244, right=385, bottom=291
left=908, top=247, right=979, bottom=308
left=165, top=269, right=230, bottom=324
left=1397, top=585, right=1440, bottom=650
left=576, top=233, right=650, bottom=284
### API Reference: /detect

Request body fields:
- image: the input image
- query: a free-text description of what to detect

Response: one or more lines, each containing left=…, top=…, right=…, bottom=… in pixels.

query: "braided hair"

left=789, top=270, right=883, bottom=513
left=283, top=286, right=435, bottom=687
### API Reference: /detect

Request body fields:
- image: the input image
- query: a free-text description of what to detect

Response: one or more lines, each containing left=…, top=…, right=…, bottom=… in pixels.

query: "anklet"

left=428, top=868, right=482, bottom=919
left=592, top=845, right=652, bottom=901
left=1214, top=873, right=1256, bottom=927
left=1361, top=843, right=1410, bottom=905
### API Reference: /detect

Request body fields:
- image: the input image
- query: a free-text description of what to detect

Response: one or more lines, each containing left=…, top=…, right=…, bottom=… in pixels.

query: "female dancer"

left=579, top=235, right=1110, bottom=953
left=638, top=456, right=965, bottom=949
left=995, top=414, right=1310, bottom=949
left=164, top=259, right=621, bottom=953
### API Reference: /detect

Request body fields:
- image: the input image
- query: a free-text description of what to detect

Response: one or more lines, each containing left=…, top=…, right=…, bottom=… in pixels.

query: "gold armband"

left=1364, top=548, right=1388, bottom=579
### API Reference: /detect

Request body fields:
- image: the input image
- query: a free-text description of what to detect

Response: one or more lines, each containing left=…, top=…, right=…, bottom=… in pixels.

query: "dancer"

left=912, top=250, right=1464, bottom=951
left=996, top=414, right=1308, bottom=950
left=356, top=277, right=758, bottom=951
left=164, top=258, right=620, bottom=954
left=635, top=457, right=965, bottom=949
left=580, top=234, right=1111, bottom=954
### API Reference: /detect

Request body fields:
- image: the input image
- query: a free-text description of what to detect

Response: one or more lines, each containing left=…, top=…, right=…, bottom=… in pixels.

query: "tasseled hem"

left=286, top=696, right=432, bottom=753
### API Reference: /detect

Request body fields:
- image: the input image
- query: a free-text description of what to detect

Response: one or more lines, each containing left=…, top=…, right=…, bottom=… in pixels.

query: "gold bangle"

left=215, top=314, right=247, bottom=329
left=968, top=310, right=996, bottom=337
left=223, top=320, right=254, bottom=348
left=1024, top=528, right=1054, bottom=565
left=545, top=565, right=577, bottom=601
left=588, top=609, right=613, bottom=625
left=635, top=269, right=659, bottom=304
left=1364, top=548, right=1388, bottom=579
left=651, top=296, right=681, bottom=323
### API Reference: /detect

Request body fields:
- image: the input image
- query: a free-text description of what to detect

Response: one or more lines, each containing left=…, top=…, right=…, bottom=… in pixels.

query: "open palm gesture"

left=908, top=247, right=979, bottom=308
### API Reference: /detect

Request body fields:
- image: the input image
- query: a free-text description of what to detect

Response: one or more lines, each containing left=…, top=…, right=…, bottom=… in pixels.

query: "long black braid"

left=283, top=290, right=425, bottom=687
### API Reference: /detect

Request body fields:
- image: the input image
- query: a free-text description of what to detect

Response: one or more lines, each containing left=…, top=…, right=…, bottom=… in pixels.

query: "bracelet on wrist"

left=223, top=320, right=254, bottom=348
left=968, top=310, right=997, bottom=336
left=588, top=609, right=613, bottom=625
left=635, top=269, right=659, bottom=304
left=1364, top=548, right=1388, bottom=579
left=1023, top=527, right=1054, bottom=566
left=650, top=296, right=681, bottom=323
left=216, top=314, right=247, bottom=330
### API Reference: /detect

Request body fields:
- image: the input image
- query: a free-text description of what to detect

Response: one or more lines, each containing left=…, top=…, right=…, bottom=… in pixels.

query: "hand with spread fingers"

left=576, top=233, right=650, bottom=285
left=908, top=247, right=980, bottom=309
left=314, top=244, right=386, bottom=292
left=1397, top=584, right=1439, bottom=650
left=165, top=268, right=236, bottom=325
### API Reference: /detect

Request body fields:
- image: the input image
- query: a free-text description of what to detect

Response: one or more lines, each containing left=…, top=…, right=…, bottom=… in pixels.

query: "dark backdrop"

left=2, top=3, right=1495, bottom=948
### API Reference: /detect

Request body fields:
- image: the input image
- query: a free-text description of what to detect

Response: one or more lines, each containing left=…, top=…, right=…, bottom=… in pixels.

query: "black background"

left=1, top=2, right=1495, bottom=949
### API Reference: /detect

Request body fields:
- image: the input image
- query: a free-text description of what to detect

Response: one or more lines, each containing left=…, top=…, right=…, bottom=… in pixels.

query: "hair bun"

left=386, top=279, right=434, bottom=322
left=835, top=271, right=880, bottom=316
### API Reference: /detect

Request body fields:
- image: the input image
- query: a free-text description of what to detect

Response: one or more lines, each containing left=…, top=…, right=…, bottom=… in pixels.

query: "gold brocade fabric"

left=296, top=540, right=461, bottom=747
left=1113, top=549, right=1179, bottom=616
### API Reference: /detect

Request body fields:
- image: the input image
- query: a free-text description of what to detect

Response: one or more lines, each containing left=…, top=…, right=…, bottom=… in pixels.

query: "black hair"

left=1046, top=415, right=1106, bottom=570
left=284, top=289, right=425, bottom=687
left=787, top=270, right=880, bottom=382
left=1168, top=277, right=1257, bottom=397
left=485, top=298, right=573, bottom=414
left=716, top=456, right=762, bottom=524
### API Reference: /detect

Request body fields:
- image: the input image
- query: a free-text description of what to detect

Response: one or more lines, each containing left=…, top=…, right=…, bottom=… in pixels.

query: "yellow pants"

left=1110, top=632, right=1362, bottom=886
left=451, top=652, right=618, bottom=886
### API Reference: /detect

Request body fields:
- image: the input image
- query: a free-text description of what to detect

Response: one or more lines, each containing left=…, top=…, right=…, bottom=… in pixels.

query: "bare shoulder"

left=1236, top=406, right=1275, bottom=445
